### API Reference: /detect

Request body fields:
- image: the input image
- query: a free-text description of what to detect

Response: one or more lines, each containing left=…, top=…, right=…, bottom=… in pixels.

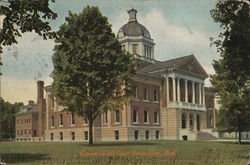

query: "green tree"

left=210, top=0, right=250, bottom=144
left=0, top=0, right=57, bottom=65
left=52, top=6, right=134, bottom=145
left=0, top=98, right=23, bottom=140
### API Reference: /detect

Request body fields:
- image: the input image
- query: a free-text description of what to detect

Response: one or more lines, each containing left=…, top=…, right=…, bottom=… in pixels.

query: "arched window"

left=181, top=113, right=186, bottom=129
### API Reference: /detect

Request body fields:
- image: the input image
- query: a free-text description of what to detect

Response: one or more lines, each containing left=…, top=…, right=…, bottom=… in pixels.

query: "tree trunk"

left=88, top=120, right=94, bottom=145
left=238, top=131, right=242, bottom=144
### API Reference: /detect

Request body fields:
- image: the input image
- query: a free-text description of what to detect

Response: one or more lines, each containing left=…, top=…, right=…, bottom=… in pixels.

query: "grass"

left=0, top=140, right=249, bottom=165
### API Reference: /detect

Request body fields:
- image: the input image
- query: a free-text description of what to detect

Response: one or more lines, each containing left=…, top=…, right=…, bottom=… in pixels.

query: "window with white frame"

left=133, top=109, right=138, bottom=123
left=103, top=111, right=108, bottom=124
left=114, top=130, right=119, bottom=140
left=144, top=88, right=148, bottom=101
left=50, top=116, right=54, bottom=127
left=84, top=131, right=88, bottom=140
left=60, top=132, right=63, bottom=141
left=71, top=113, right=75, bottom=125
left=83, top=114, right=88, bottom=124
left=153, top=90, right=158, bottom=102
left=145, top=130, right=149, bottom=140
left=50, top=133, right=54, bottom=141
left=144, top=111, right=149, bottom=123
left=133, top=87, right=138, bottom=99
left=156, top=130, right=160, bottom=139
left=154, top=112, right=159, bottom=124
left=59, top=114, right=63, bottom=126
left=132, top=44, right=138, bottom=54
left=134, top=130, right=139, bottom=140
left=50, top=95, right=55, bottom=108
left=71, top=132, right=75, bottom=141
left=115, top=110, right=120, bottom=123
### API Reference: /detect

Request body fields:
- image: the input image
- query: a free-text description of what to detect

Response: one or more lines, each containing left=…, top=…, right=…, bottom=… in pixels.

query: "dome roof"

left=118, top=8, right=151, bottom=38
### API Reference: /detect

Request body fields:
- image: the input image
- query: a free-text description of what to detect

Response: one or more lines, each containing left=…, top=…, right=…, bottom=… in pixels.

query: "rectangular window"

left=134, top=130, right=139, bottom=140
left=21, top=130, right=23, bottom=135
left=115, top=110, right=120, bottom=123
left=132, top=44, right=138, bottom=54
left=84, top=131, right=88, bottom=140
left=51, top=116, right=54, bottom=127
left=144, top=111, right=148, bottom=123
left=17, top=130, right=19, bottom=136
left=50, top=95, right=55, bottom=108
left=154, top=112, right=159, bottom=124
left=83, top=115, right=88, bottom=124
left=114, top=131, right=119, bottom=140
left=144, top=88, right=148, bottom=100
left=60, top=132, right=63, bottom=141
left=71, top=132, right=75, bottom=141
left=103, top=112, right=108, bottom=124
left=156, top=130, right=160, bottom=139
left=133, top=109, right=138, bottom=123
left=133, top=87, right=138, bottom=98
left=50, top=133, right=54, bottom=141
left=29, top=129, right=31, bottom=134
left=24, top=129, right=26, bottom=134
left=145, top=130, right=149, bottom=140
left=59, top=114, right=63, bottom=126
left=71, top=113, right=75, bottom=125
left=154, top=90, right=158, bottom=102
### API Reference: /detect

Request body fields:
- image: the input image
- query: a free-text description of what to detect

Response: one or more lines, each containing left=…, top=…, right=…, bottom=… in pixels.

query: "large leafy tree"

left=210, top=0, right=250, bottom=143
left=0, top=0, right=57, bottom=65
left=0, top=98, right=23, bottom=140
left=52, top=6, right=134, bottom=145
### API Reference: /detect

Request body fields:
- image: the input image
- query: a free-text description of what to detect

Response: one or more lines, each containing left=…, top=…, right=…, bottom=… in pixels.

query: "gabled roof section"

left=139, top=55, right=208, bottom=78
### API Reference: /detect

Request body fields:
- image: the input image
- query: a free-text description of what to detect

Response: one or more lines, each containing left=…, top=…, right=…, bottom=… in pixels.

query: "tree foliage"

left=0, top=98, right=23, bottom=140
left=0, top=0, right=57, bottom=65
left=210, top=0, right=250, bottom=143
left=52, top=6, right=134, bottom=145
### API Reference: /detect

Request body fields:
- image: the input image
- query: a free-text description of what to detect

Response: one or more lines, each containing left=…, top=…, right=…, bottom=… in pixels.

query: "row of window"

left=50, top=130, right=160, bottom=141
left=122, top=44, right=152, bottom=59
left=16, top=129, right=36, bottom=136
left=132, top=110, right=159, bottom=124
left=133, top=87, right=159, bottom=102
left=51, top=110, right=159, bottom=128
left=50, top=114, right=88, bottom=127
left=115, top=130, right=160, bottom=140
left=16, top=118, right=31, bottom=125
left=51, top=131, right=89, bottom=141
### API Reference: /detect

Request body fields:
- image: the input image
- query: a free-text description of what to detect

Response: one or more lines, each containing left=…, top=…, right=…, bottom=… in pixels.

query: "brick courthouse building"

left=16, top=9, right=218, bottom=142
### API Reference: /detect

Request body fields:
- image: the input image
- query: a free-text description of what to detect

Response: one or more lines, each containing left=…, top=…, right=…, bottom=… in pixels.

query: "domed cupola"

left=118, top=8, right=156, bottom=64
left=118, top=8, right=151, bottom=38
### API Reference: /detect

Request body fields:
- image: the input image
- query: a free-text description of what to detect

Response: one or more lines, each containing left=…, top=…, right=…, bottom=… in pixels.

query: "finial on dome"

left=128, top=8, right=137, bottom=22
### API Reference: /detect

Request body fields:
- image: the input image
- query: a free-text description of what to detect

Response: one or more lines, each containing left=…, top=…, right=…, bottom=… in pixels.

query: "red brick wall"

left=16, top=115, right=34, bottom=137
left=131, top=81, right=160, bottom=126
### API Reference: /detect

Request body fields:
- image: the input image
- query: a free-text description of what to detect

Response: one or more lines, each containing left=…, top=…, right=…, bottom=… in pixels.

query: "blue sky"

left=1, top=0, right=221, bottom=103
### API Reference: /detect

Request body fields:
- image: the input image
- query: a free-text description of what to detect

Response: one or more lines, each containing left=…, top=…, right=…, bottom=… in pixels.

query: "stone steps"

left=196, top=131, right=219, bottom=140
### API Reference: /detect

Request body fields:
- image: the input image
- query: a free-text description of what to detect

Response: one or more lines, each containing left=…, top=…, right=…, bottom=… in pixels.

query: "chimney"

left=37, top=81, right=44, bottom=99
left=28, top=100, right=34, bottom=105
left=37, top=80, right=45, bottom=139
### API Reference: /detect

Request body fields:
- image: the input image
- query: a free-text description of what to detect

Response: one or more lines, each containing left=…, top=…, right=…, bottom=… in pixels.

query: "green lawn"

left=0, top=140, right=249, bottom=165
